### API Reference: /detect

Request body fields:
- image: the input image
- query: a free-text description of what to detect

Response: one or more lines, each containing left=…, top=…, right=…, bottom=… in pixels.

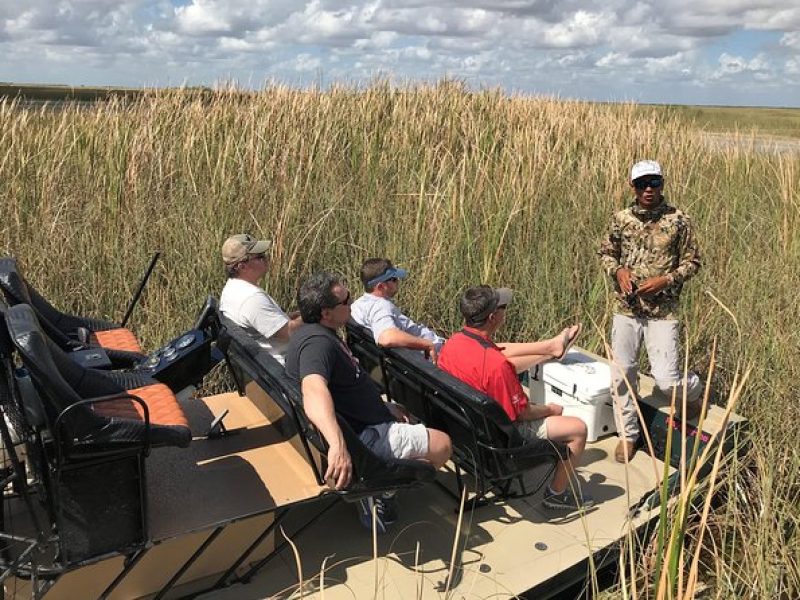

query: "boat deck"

left=147, top=389, right=326, bottom=540
left=198, top=432, right=671, bottom=599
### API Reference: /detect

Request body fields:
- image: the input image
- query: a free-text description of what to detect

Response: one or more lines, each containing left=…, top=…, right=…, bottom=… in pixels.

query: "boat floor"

left=198, top=433, right=671, bottom=600
left=147, top=390, right=326, bottom=540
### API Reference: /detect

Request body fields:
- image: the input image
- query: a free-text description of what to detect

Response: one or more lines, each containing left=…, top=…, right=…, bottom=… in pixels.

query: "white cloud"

left=713, top=52, right=772, bottom=79
left=541, top=11, right=611, bottom=48
left=781, top=31, right=800, bottom=51
left=293, top=53, right=322, bottom=71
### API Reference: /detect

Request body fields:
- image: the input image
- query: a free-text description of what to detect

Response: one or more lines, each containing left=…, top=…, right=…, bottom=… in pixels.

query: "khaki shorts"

left=358, top=422, right=429, bottom=461
left=515, top=417, right=550, bottom=442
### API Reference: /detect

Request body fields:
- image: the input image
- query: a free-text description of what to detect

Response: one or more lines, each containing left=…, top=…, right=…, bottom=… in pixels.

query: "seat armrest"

left=54, top=393, right=151, bottom=463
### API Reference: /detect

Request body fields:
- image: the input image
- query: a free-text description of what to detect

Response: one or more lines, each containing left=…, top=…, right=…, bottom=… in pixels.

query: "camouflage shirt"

left=598, top=200, right=701, bottom=319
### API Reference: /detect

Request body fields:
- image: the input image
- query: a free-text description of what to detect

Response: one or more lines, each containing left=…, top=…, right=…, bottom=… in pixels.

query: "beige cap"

left=221, top=234, right=271, bottom=265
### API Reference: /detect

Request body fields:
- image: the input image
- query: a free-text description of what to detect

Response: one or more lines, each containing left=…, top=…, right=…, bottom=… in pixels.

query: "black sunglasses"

left=329, top=290, right=351, bottom=307
left=633, top=176, right=663, bottom=190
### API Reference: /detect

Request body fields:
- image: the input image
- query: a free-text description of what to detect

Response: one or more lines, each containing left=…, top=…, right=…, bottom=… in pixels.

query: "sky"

left=1, top=0, right=799, bottom=107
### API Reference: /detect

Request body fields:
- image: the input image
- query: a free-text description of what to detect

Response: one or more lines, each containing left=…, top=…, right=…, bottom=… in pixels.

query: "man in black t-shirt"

left=286, top=272, right=451, bottom=533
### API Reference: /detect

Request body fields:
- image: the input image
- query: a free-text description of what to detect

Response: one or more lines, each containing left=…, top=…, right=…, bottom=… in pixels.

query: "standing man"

left=219, top=234, right=302, bottom=366
left=286, top=272, right=452, bottom=533
left=438, top=286, right=593, bottom=511
left=599, top=160, right=703, bottom=463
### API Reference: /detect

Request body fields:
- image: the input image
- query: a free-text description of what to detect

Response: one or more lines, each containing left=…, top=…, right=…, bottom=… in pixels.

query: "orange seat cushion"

left=93, top=383, right=189, bottom=428
left=90, top=328, right=143, bottom=354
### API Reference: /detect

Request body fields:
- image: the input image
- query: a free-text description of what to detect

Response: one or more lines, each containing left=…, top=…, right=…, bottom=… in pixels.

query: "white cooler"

left=528, top=349, right=617, bottom=442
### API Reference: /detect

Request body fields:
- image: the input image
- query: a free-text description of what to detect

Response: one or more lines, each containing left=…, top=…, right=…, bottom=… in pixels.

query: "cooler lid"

left=540, top=349, right=611, bottom=399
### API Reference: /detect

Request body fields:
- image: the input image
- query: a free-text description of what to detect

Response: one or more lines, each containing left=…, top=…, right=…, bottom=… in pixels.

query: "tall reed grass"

left=1, top=82, right=798, bottom=597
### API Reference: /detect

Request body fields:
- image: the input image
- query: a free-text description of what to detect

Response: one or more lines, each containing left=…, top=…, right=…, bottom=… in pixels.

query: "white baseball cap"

left=630, top=160, right=662, bottom=181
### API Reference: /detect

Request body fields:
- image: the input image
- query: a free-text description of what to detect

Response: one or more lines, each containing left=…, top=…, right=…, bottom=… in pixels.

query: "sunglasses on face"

left=633, top=176, right=663, bottom=190
left=330, top=290, right=351, bottom=307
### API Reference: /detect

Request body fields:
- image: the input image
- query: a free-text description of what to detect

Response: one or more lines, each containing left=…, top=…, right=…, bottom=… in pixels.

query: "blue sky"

left=1, top=0, right=799, bottom=107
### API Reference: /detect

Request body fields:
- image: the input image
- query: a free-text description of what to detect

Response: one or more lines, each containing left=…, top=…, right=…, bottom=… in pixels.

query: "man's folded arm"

left=377, top=327, right=436, bottom=351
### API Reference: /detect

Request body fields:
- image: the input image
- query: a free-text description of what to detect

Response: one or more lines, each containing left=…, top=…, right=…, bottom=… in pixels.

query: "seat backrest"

left=344, top=321, right=385, bottom=390
left=194, top=295, right=221, bottom=334
left=0, top=257, right=80, bottom=349
left=217, top=314, right=311, bottom=441
left=217, top=315, right=436, bottom=495
left=4, top=304, right=108, bottom=435
left=0, top=298, right=31, bottom=433
left=383, top=346, right=525, bottom=446
left=2, top=298, right=53, bottom=435
left=0, top=257, right=32, bottom=305
left=381, top=346, right=567, bottom=489
left=0, top=295, right=13, bottom=359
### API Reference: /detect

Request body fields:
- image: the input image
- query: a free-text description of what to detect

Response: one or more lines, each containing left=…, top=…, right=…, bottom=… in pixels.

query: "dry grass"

left=1, top=82, right=798, bottom=597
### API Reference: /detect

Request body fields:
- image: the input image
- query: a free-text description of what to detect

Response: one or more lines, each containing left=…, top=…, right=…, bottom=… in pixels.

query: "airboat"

left=0, top=256, right=746, bottom=599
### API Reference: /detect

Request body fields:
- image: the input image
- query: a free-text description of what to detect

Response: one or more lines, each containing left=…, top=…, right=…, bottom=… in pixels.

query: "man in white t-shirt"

left=219, top=234, right=302, bottom=366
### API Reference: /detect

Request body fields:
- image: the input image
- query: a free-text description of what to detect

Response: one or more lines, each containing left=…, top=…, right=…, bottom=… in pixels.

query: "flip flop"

left=556, top=323, right=582, bottom=361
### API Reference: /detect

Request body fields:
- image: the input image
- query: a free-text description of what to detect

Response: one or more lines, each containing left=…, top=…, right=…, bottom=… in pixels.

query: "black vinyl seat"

left=345, top=322, right=568, bottom=503
left=3, top=303, right=191, bottom=457
left=217, top=316, right=436, bottom=499
left=0, top=257, right=145, bottom=367
left=1, top=302, right=193, bottom=565
left=343, top=320, right=387, bottom=391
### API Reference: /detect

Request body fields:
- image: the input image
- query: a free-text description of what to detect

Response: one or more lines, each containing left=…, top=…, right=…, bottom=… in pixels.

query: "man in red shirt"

left=438, top=286, right=593, bottom=511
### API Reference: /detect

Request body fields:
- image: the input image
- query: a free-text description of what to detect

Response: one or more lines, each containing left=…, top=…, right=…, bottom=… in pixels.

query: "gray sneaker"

left=542, top=487, right=595, bottom=511
left=357, top=496, right=389, bottom=534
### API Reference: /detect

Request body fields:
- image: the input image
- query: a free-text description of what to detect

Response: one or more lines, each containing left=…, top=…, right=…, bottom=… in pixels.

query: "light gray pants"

left=611, top=314, right=703, bottom=442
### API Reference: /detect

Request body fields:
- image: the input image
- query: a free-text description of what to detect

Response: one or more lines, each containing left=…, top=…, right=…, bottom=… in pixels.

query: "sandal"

left=556, top=323, right=582, bottom=361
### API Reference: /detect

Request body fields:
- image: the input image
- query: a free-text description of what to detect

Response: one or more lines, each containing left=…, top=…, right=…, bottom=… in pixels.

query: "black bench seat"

left=217, top=316, right=436, bottom=500
left=346, top=321, right=568, bottom=504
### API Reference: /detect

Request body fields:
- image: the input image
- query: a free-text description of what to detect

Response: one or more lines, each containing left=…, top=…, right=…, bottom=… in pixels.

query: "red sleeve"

left=484, top=358, right=528, bottom=421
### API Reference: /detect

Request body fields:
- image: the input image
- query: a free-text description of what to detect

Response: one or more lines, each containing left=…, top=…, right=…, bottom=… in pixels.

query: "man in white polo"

left=350, top=258, right=445, bottom=362
left=219, top=234, right=302, bottom=366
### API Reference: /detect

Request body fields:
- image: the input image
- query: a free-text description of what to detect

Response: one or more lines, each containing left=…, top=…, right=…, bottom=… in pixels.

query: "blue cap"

left=366, top=266, right=408, bottom=287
